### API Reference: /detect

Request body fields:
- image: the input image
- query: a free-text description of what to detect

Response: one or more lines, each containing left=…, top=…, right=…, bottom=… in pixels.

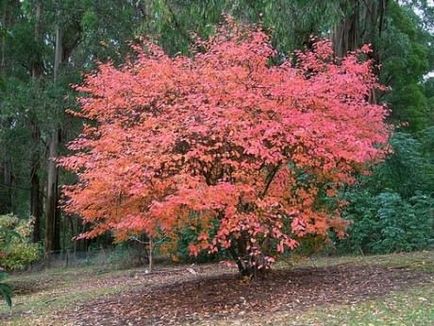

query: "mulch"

left=56, top=262, right=433, bottom=326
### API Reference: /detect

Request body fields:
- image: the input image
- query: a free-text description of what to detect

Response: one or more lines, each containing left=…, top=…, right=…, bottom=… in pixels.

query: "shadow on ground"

left=58, top=262, right=433, bottom=326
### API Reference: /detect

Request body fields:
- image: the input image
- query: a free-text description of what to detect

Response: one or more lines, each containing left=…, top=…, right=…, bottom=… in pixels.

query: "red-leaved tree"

left=60, top=20, right=390, bottom=276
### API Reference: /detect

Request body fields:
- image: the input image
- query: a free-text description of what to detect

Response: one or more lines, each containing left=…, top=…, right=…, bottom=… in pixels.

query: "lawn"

left=0, top=251, right=433, bottom=325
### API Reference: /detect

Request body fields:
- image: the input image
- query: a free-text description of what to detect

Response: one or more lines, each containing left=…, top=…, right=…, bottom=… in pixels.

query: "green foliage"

left=0, top=214, right=41, bottom=271
left=166, top=218, right=223, bottom=264
left=339, top=131, right=434, bottom=254
left=0, top=271, right=12, bottom=308
left=173, top=226, right=220, bottom=263
left=134, top=0, right=340, bottom=55
left=369, top=131, right=434, bottom=197
left=339, top=191, right=433, bottom=254
left=379, top=2, right=434, bottom=131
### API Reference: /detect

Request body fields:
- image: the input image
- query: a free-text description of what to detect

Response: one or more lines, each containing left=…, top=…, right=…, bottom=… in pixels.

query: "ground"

left=0, top=251, right=433, bottom=325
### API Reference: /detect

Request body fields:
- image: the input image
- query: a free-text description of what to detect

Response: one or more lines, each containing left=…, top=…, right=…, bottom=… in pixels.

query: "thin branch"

left=260, top=164, right=281, bottom=198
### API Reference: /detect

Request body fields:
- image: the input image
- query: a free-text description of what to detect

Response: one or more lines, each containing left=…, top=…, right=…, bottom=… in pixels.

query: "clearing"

left=0, top=251, right=433, bottom=325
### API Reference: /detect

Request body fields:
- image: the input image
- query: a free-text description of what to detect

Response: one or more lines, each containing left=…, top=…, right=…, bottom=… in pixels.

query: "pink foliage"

left=60, top=20, right=390, bottom=268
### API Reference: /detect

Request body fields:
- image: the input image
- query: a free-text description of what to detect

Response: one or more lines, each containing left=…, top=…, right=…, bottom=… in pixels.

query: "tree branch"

left=260, top=164, right=281, bottom=198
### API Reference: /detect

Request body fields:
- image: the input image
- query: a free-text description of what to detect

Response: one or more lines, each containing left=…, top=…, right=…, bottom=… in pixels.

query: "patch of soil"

left=58, top=263, right=433, bottom=326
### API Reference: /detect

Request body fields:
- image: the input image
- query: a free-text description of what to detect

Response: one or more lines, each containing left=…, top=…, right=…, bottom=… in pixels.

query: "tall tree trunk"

left=30, top=122, right=41, bottom=242
left=45, top=129, right=61, bottom=253
left=30, top=0, right=42, bottom=242
left=31, top=0, right=43, bottom=78
left=331, top=0, right=389, bottom=105
left=0, top=157, right=12, bottom=214
left=45, top=19, right=62, bottom=254
left=0, top=2, right=11, bottom=214
left=332, top=0, right=358, bottom=57
left=53, top=21, right=62, bottom=82
left=332, top=0, right=388, bottom=58
left=1, top=0, right=7, bottom=73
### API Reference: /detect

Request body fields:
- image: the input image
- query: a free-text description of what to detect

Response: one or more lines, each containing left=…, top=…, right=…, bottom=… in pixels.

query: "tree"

left=378, top=1, right=434, bottom=131
left=61, top=20, right=390, bottom=276
left=0, top=0, right=147, bottom=251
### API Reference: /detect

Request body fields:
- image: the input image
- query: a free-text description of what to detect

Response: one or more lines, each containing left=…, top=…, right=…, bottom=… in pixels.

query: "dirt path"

left=56, top=263, right=433, bottom=326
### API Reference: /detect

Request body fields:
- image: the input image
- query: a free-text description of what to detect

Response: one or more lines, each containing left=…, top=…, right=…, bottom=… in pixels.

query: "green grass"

left=279, top=250, right=434, bottom=273
left=0, top=265, right=148, bottom=325
left=247, top=285, right=433, bottom=326
left=0, top=251, right=433, bottom=325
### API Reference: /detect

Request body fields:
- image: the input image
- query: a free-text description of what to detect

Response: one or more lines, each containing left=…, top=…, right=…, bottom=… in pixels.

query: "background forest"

left=0, top=0, right=433, bottom=266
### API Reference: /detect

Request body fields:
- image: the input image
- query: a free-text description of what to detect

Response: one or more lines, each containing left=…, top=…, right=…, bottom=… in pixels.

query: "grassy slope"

left=230, top=251, right=434, bottom=326
left=0, top=266, right=149, bottom=325
left=0, top=251, right=433, bottom=325
left=243, top=285, right=434, bottom=326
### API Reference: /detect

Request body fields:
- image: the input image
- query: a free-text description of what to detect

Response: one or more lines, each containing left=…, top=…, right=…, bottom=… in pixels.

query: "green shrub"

left=337, top=192, right=434, bottom=254
left=0, top=271, right=12, bottom=307
left=0, top=214, right=41, bottom=271
left=169, top=226, right=221, bottom=263
left=337, top=130, right=434, bottom=255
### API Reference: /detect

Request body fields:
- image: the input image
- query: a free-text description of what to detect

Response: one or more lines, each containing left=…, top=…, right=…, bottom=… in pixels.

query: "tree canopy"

left=60, top=21, right=390, bottom=275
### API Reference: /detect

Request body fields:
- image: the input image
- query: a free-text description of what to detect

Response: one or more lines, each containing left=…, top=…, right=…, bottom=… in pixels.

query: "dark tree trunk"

left=1, top=0, right=7, bottom=72
left=30, top=0, right=43, bottom=243
left=332, top=0, right=388, bottom=59
left=30, top=123, right=42, bottom=242
left=45, top=129, right=61, bottom=253
left=332, top=0, right=360, bottom=57
left=0, top=157, right=13, bottom=214
left=45, top=15, right=63, bottom=255
left=332, top=0, right=389, bottom=105
left=0, top=2, right=16, bottom=215
left=31, top=0, right=44, bottom=78
left=228, top=233, right=267, bottom=278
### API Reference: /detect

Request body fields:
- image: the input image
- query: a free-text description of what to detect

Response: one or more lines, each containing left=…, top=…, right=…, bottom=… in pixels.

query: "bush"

left=337, top=130, right=434, bottom=255
left=0, top=271, right=12, bottom=307
left=0, top=214, right=41, bottom=270
left=337, top=192, right=434, bottom=254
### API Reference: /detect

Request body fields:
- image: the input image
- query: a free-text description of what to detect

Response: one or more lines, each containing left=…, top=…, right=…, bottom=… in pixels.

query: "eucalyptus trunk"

left=0, top=157, right=12, bottom=214
left=332, top=0, right=388, bottom=59
left=30, top=0, right=42, bottom=242
left=30, top=122, right=42, bottom=242
left=45, top=19, right=62, bottom=254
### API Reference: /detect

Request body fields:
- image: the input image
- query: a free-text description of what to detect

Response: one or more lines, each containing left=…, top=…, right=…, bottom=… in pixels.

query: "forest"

left=0, top=0, right=433, bottom=325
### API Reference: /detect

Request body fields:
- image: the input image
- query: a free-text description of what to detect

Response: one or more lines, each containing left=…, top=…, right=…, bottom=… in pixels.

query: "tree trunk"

left=45, top=20, right=63, bottom=254
left=331, top=0, right=388, bottom=105
left=45, top=128, right=61, bottom=253
left=332, top=0, right=388, bottom=58
left=148, top=237, right=153, bottom=272
left=30, top=170, right=41, bottom=242
left=53, top=21, right=63, bottom=82
left=1, top=0, right=7, bottom=73
left=30, top=123, right=42, bottom=242
left=30, top=0, right=43, bottom=243
left=332, top=0, right=359, bottom=57
left=31, top=0, right=43, bottom=78
left=228, top=233, right=266, bottom=278
left=0, top=2, right=17, bottom=215
left=0, top=157, right=12, bottom=214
